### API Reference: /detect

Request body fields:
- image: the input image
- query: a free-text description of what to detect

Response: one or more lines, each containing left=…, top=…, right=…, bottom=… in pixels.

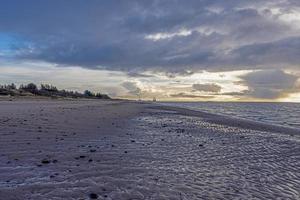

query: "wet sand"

left=0, top=100, right=300, bottom=199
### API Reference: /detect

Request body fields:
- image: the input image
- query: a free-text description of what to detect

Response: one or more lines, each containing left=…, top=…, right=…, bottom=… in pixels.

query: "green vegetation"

left=0, top=83, right=110, bottom=99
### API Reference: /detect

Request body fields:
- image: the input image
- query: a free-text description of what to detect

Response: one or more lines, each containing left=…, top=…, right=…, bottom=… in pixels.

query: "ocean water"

left=160, top=102, right=300, bottom=129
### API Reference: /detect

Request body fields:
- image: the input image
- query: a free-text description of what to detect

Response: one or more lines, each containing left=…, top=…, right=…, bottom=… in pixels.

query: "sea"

left=160, top=102, right=300, bottom=129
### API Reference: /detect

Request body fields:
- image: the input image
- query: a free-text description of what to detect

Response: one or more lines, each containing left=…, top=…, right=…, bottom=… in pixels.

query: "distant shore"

left=0, top=83, right=111, bottom=100
left=0, top=95, right=113, bottom=101
left=1, top=99, right=299, bottom=199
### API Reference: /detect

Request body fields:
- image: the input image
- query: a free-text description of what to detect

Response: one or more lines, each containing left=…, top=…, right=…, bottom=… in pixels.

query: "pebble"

left=41, top=159, right=50, bottom=164
left=89, top=193, right=98, bottom=199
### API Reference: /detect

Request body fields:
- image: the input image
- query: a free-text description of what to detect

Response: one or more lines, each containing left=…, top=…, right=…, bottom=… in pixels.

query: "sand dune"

left=0, top=100, right=300, bottom=199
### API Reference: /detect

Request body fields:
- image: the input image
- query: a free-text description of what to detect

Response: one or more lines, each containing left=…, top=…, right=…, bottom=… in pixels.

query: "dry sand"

left=0, top=99, right=300, bottom=199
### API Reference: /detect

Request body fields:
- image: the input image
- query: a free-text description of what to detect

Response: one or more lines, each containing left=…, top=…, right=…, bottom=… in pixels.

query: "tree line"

left=0, top=83, right=110, bottom=99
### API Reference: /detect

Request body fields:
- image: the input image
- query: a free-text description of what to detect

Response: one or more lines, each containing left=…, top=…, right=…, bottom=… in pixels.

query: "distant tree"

left=7, top=83, right=16, bottom=90
left=0, top=83, right=17, bottom=95
left=84, top=90, right=95, bottom=97
left=0, top=84, right=15, bottom=90
left=0, top=85, right=9, bottom=95
left=1, top=82, right=110, bottom=99
left=95, top=92, right=110, bottom=99
left=41, top=84, right=58, bottom=92
left=95, top=93, right=102, bottom=98
left=20, top=83, right=38, bottom=94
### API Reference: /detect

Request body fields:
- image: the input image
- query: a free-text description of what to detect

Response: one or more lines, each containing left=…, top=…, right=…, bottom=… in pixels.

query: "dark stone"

left=89, top=193, right=98, bottom=199
left=41, top=159, right=50, bottom=164
left=175, top=128, right=185, bottom=133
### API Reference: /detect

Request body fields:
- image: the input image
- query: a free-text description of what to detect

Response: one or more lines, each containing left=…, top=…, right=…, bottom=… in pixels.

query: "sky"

left=0, top=0, right=300, bottom=102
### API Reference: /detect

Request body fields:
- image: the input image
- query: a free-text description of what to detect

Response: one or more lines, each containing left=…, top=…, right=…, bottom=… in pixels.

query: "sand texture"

left=0, top=100, right=300, bottom=199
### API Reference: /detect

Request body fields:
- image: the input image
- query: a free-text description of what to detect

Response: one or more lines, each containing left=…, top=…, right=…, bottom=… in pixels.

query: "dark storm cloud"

left=230, top=37, right=300, bottom=68
left=163, top=70, right=195, bottom=78
left=192, top=83, right=222, bottom=93
left=239, top=70, right=300, bottom=99
left=170, top=93, right=213, bottom=99
left=1, top=0, right=300, bottom=72
left=219, top=91, right=249, bottom=96
left=126, top=72, right=155, bottom=78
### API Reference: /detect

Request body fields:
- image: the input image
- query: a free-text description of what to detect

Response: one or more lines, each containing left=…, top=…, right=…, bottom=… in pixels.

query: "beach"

left=0, top=99, right=300, bottom=199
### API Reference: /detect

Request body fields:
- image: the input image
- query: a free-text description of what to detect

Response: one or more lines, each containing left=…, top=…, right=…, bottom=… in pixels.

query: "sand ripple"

left=0, top=102, right=300, bottom=199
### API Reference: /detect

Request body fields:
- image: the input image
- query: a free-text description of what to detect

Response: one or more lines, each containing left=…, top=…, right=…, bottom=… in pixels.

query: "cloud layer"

left=1, top=0, right=300, bottom=73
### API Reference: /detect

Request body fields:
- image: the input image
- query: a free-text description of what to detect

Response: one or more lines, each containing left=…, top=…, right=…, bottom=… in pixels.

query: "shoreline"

left=2, top=96, right=300, bottom=134
left=151, top=103, right=300, bottom=136
left=2, top=96, right=299, bottom=135
left=2, top=96, right=300, bottom=135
